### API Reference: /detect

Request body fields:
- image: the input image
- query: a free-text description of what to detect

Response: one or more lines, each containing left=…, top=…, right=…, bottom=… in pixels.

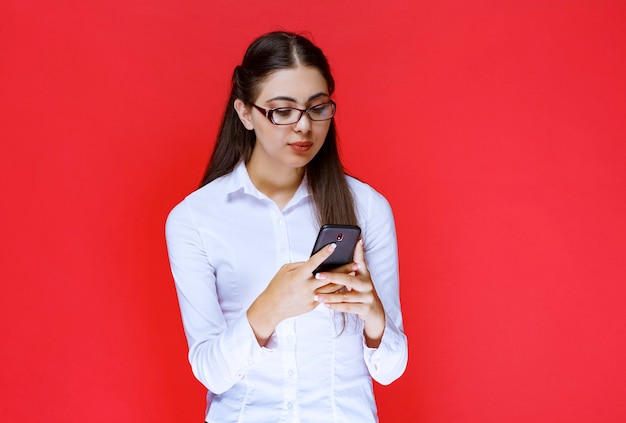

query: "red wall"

left=2, top=1, right=625, bottom=422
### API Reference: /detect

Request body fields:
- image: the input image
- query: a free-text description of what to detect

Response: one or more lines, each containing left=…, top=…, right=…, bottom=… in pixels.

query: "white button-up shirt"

left=166, top=162, right=408, bottom=423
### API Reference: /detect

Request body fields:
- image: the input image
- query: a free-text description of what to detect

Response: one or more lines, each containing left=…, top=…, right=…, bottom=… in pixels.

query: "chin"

left=285, top=156, right=315, bottom=169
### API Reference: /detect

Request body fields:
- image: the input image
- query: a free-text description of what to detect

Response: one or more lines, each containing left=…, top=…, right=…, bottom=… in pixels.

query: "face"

left=235, top=66, right=332, bottom=173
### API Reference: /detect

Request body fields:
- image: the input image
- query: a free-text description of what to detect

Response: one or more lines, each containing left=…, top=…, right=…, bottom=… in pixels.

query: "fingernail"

left=314, top=295, right=320, bottom=302
left=328, top=243, right=337, bottom=251
left=315, top=273, right=327, bottom=280
left=352, top=263, right=360, bottom=271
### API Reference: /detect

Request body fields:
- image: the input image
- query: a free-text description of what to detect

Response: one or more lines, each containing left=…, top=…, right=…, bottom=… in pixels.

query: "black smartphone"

left=310, top=224, right=361, bottom=274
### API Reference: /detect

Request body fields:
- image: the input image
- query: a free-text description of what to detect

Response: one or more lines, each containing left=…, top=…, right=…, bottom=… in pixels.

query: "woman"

left=166, top=31, right=408, bottom=423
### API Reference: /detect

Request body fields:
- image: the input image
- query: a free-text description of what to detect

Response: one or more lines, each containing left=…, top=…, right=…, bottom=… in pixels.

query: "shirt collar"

left=226, top=161, right=260, bottom=197
left=226, top=161, right=312, bottom=206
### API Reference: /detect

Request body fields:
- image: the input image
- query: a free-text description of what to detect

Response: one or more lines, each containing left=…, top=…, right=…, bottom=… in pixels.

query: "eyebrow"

left=265, top=92, right=330, bottom=104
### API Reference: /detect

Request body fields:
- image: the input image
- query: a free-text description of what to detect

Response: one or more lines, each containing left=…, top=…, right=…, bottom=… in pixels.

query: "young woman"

left=165, top=31, right=408, bottom=423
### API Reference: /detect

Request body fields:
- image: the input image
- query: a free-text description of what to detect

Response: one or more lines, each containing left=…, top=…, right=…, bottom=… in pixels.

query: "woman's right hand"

left=246, top=243, right=342, bottom=346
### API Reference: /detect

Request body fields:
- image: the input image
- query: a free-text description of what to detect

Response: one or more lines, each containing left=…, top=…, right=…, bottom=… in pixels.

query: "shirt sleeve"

left=165, top=199, right=274, bottom=394
left=359, top=188, right=409, bottom=385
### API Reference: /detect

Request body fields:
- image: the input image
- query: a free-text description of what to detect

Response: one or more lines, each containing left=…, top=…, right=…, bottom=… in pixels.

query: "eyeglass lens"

left=271, top=102, right=335, bottom=125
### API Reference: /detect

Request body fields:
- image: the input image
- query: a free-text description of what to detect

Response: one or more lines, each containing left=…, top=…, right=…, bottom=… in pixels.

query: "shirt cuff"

left=227, top=314, right=275, bottom=382
left=362, top=313, right=408, bottom=385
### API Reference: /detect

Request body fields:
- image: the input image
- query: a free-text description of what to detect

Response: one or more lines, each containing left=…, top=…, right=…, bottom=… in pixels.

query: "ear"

left=234, top=99, right=254, bottom=130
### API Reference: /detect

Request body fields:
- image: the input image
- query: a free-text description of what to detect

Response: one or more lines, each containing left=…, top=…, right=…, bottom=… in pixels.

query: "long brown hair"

left=199, top=31, right=358, bottom=228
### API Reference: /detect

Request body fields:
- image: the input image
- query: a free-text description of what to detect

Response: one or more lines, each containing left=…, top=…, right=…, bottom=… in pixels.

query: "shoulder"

left=345, top=176, right=398, bottom=259
left=166, top=174, right=233, bottom=231
left=345, top=175, right=395, bottom=235
left=346, top=175, right=392, bottom=212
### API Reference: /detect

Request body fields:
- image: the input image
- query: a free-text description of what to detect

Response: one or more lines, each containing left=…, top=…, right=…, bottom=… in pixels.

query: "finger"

left=305, top=243, right=336, bottom=275
left=316, top=290, right=367, bottom=306
left=353, top=238, right=369, bottom=276
left=321, top=301, right=364, bottom=315
left=327, top=261, right=360, bottom=275
left=315, top=271, right=368, bottom=292
left=314, top=283, right=345, bottom=294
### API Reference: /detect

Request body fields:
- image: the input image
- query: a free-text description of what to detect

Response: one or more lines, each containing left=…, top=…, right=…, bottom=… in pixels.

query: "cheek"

left=316, top=123, right=331, bottom=140
left=253, top=124, right=289, bottom=143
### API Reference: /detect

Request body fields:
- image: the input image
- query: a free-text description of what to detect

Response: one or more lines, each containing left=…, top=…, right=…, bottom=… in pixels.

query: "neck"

left=246, top=158, right=305, bottom=210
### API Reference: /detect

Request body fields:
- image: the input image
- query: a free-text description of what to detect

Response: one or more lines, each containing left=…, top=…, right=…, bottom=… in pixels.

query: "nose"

left=293, top=111, right=312, bottom=133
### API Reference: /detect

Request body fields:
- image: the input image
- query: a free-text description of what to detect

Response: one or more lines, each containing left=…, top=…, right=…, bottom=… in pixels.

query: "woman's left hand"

left=314, top=239, right=386, bottom=348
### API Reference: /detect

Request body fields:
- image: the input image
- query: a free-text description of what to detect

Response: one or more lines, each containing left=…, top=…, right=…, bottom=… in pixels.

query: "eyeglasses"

left=251, top=100, right=336, bottom=125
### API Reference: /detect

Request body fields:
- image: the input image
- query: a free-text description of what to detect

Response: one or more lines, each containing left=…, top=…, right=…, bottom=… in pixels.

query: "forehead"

left=255, top=66, right=329, bottom=103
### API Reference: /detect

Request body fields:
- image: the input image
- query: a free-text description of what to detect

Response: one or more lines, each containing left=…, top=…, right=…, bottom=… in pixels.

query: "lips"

left=288, top=141, right=313, bottom=152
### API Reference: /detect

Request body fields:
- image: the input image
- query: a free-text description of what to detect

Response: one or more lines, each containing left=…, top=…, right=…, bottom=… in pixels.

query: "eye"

left=309, top=103, right=332, bottom=118
left=272, top=108, right=296, bottom=118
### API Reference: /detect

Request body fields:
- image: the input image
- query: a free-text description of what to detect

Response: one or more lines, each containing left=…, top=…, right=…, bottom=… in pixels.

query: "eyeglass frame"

left=250, top=100, right=336, bottom=125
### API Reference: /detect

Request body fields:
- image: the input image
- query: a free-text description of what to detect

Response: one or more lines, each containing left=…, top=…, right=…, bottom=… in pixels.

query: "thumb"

left=353, top=238, right=369, bottom=276
left=306, top=242, right=336, bottom=275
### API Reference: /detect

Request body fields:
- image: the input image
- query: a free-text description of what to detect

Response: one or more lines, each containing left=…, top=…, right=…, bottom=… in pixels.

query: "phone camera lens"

left=336, top=233, right=344, bottom=241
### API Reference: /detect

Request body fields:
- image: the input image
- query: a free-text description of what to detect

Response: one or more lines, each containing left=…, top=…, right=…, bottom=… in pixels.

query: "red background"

left=2, top=1, right=626, bottom=422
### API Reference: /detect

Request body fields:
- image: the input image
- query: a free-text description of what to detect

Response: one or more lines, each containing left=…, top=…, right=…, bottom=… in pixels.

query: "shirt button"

left=278, top=219, right=284, bottom=226
left=288, top=369, right=294, bottom=377
left=287, top=402, right=293, bottom=410
left=287, top=335, right=293, bottom=342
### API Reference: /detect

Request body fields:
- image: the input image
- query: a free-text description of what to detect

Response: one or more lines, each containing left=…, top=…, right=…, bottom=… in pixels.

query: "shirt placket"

left=274, top=214, right=291, bottom=265
left=273, top=213, right=299, bottom=421
left=277, top=322, right=298, bottom=421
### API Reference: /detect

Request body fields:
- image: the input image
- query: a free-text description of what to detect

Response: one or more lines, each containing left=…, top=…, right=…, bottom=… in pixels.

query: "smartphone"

left=310, top=224, right=361, bottom=274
